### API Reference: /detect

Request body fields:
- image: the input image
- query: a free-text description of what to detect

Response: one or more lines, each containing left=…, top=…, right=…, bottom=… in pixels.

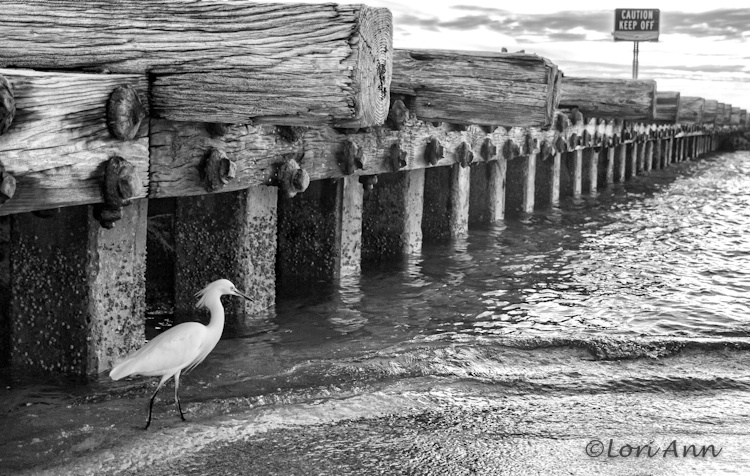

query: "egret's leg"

left=145, top=375, right=170, bottom=430
left=174, top=369, right=186, bottom=421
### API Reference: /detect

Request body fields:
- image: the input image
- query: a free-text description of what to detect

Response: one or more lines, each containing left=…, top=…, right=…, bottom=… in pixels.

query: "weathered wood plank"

left=150, top=103, right=692, bottom=200
left=703, top=100, right=718, bottom=124
left=0, top=1, right=393, bottom=128
left=391, top=49, right=560, bottom=127
left=559, top=77, right=656, bottom=121
left=149, top=111, right=575, bottom=198
left=655, top=91, right=680, bottom=123
left=677, top=96, right=705, bottom=124
left=0, top=68, right=149, bottom=216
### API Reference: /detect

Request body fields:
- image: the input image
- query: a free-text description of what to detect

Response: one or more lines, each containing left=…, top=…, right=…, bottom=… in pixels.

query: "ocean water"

left=3, top=151, right=750, bottom=475
left=210, top=150, right=750, bottom=363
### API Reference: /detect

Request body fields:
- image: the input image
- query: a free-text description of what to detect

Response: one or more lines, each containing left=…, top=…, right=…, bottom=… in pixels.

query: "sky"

left=281, top=0, right=750, bottom=113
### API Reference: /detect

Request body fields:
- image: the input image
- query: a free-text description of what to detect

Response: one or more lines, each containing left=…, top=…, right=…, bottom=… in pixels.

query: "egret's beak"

left=234, top=289, right=253, bottom=301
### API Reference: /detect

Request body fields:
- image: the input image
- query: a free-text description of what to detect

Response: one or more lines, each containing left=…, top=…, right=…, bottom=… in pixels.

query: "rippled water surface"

left=256, top=152, right=750, bottom=352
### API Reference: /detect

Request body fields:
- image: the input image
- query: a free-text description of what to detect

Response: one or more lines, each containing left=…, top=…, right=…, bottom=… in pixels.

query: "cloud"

left=663, top=9, right=750, bottom=40
left=396, top=9, right=610, bottom=36
left=554, top=59, right=750, bottom=79
left=647, top=64, right=748, bottom=73
left=397, top=14, right=442, bottom=31
left=395, top=7, right=750, bottom=43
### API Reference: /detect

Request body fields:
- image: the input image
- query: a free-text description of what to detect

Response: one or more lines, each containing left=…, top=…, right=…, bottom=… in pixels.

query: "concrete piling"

left=8, top=202, right=147, bottom=376
left=572, top=150, right=583, bottom=197
left=175, top=187, right=277, bottom=328
left=0, top=217, right=10, bottom=368
left=489, top=158, right=507, bottom=219
left=616, top=144, right=627, bottom=182
left=605, top=147, right=616, bottom=184
left=334, top=176, right=363, bottom=279
left=362, top=170, right=424, bottom=262
left=550, top=153, right=561, bottom=205
left=628, top=143, right=638, bottom=178
left=450, top=164, right=471, bottom=236
left=534, top=154, right=557, bottom=209
left=582, top=148, right=598, bottom=194
left=422, top=166, right=453, bottom=241
left=505, top=155, right=536, bottom=214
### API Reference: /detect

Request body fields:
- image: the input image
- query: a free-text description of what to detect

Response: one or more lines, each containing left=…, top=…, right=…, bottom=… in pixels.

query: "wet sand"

left=5, top=338, right=750, bottom=475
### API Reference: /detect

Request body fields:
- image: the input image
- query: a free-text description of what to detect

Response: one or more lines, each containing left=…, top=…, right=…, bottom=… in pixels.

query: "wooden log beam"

left=0, top=1, right=393, bottom=128
left=703, top=100, right=718, bottom=124
left=0, top=68, right=149, bottom=216
left=559, top=77, right=656, bottom=121
left=730, top=107, right=742, bottom=125
left=723, top=104, right=733, bottom=125
left=716, top=103, right=726, bottom=126
left=677, top=96, right=705, bottom=124
left=655, top=91, right=680, bottom=123
left=391, top=49, right=561, bottom=128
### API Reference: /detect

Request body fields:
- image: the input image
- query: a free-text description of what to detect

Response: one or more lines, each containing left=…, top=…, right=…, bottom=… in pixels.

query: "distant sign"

left=613, top=9, right=660, bottom=42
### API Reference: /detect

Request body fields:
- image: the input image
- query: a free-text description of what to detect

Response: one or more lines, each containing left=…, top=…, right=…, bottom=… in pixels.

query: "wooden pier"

left=0, top=0, right=748, bottom=376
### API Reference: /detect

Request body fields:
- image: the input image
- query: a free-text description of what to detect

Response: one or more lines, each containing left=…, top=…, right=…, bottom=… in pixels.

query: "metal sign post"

left=613, top=8, right=659, bottom=79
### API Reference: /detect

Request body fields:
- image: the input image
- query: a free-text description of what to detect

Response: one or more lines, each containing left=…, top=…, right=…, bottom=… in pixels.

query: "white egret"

left=110, top=279, right=252, bottom=429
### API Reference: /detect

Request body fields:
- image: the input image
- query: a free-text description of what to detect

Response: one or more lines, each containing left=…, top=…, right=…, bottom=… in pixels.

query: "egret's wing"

left=110, top=323, right=206, bottom=379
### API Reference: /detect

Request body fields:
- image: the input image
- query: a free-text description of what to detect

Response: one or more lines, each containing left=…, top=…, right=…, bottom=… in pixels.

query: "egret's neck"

left=205, top=292, right=226, bottom=334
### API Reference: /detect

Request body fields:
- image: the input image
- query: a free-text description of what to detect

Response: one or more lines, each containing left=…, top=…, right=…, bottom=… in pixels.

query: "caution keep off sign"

left=613, top=9, right=660, bottom=42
